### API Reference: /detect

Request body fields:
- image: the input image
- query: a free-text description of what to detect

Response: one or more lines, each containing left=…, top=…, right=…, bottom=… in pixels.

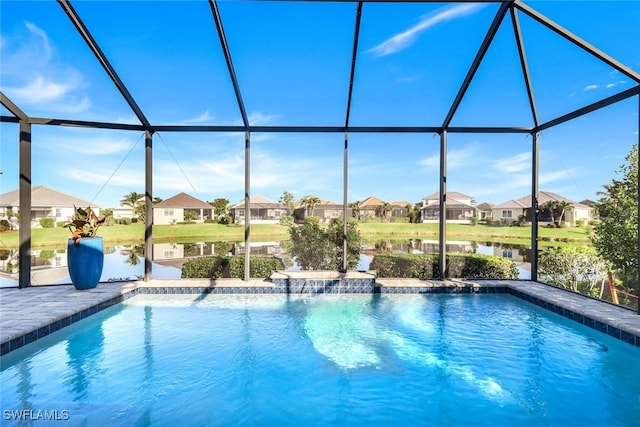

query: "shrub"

left=445, top=253, right=519, bottom=279
left=181, top=256, right=285, bottom=279
left=370, top=253, right=518, bottom=279
left=116, top=218, right=132, bottom=225
left=390, top=217, right=409, bottom=223
left=0, top=219, right=10, bottom=232
left=39, top=249, right=55, bottom=260
left=538, top=246, right=608, bottom=296
left=217, top=215, right=231, bottom=225
left=39, top=218, right=55, bottom=228
left=181, top=256, right=225, bottom=278
left=284, top=217, right=362, bottom=270
left=370, top=253, right=435, bottom=278
left=279, top=215, right=294, bottom=226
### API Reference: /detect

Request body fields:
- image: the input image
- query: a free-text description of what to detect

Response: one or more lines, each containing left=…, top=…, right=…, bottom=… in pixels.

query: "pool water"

left=1, top=294, right=639, bottom=426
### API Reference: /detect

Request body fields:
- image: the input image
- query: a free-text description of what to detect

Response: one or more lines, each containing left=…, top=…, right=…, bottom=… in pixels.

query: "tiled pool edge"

left=0, top=282, right=139, bottom=356
left=2, top=278, right=639, bottom=355
left=505, top=280, right=640, bottom=347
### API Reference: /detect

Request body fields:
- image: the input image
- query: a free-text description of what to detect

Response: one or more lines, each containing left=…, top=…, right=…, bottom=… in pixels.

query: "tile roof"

left=359, top=196, right=385, bottom=207
left=422, top=191, right=474, bottom=201
left=493, top=191, right=591, bottom=210
left=0, top=185, right=94, bottom=208
left=154, top=192, right=211, bottom=208
left=231, top=194, right=285, bottom=209
left=510, top=191, right=591, bottom=209
left=492, top=199, right=528, bottom=209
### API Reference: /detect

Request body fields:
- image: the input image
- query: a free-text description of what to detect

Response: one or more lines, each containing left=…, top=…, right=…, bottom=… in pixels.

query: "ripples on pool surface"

left=2, top=294, right=639, bottom=426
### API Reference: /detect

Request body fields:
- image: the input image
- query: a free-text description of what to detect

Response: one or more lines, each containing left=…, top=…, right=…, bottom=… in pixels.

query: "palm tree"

left=121, top=191, right=142, bottom=221
left=120, top=244, right=144, bottom=266
left=541, top=200, right=558, bottom=225
left=379, top=201, right=393, bottom=222
left=556, top=200, right=574, bottom=225
left=300, top=195, right=321, bottom=217
left=348, top=201, right=361, bottom=220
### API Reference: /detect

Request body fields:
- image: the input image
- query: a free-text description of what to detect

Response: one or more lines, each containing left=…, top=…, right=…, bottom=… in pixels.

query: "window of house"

left=164, top=250, right=175, bottom=259
left=502, top=210, right=512, bottom=219
left=164, top=209, right=174, bottom=216
left=55, top=208, right=61, bottom=217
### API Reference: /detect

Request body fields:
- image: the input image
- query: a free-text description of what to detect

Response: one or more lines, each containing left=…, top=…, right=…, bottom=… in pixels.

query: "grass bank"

left=358, top=222, right=590, bottom=242
left=0, top=222, right=591, bottom=250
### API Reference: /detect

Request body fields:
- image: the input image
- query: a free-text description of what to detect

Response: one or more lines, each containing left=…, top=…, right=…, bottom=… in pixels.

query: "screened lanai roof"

left=1, top=0, right=638, bottom=132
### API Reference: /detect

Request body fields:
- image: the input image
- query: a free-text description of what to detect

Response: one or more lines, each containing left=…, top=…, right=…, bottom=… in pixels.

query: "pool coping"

left=1, top=278, right=639, bottom=355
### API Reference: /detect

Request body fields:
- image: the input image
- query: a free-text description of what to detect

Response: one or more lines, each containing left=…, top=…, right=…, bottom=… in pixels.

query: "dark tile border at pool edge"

left=2, top=283, right=638, bottom=355
left=1, top=289, right=140, bottom=356
left=506, top=288, right=639, bottom=347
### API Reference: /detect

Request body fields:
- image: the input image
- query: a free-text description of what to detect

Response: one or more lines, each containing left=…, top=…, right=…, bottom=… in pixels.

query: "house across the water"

left=0, top=185, right=97, bottom=229
left=153, top=192, right=213, bottom=225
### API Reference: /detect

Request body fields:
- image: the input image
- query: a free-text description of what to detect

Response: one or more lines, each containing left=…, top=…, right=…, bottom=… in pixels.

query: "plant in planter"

left=64, top=206, right=109, bottom=290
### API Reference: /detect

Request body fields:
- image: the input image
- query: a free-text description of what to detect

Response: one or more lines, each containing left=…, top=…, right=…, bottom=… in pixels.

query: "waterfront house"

left=293, top=200, right=349, bottom=223
left=153, top=192, right=213, bottom=225
left=230, top=195, right=289, bottom=224
left=420, top=192, right=478, bottom=223
left=491, top=191, right=592, bottom=225
left=0, top=185, right=96, bottom=228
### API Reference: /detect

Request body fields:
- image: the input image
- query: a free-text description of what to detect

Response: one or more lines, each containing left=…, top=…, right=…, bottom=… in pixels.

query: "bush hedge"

left=181, top=256, right=285, bottom=279
left=39, top=218, right=55, bottom=228
left=370, top=253, right=518, bottom=279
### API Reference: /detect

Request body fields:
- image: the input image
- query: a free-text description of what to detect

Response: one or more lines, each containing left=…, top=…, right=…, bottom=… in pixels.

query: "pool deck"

left=1, top=278, right=639, bottom=355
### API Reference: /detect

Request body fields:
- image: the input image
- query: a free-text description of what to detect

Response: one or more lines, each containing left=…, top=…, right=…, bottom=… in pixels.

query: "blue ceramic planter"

left=67, top=237, right=104, bottom=290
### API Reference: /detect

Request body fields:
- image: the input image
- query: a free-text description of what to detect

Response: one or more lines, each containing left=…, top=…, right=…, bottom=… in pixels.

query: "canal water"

left=0, top=239, right=533, bottom=287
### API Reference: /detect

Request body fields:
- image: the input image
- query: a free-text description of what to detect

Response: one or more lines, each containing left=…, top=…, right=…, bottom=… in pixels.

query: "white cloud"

left=153, top=155, right=244, bottom=196
left=420, top=143, right=480, bottom=169
left=583, top=84, right=599, bottom=91
left=539, top=169, right=575, bottom=185
left=36, top=129, right=142, bottom=157
left=11, top=76, right=67, bottom=102
left=149, top=143, right=343, bottom=202
left=492, top=152, right=530, bottom=174
left=367, top=4, right=484, bottom=57
left=605, top=80, right=626, bottom=89
left=247, top=111, right=279, bottom=126
left=395, top=75, right=420, bottom=84
left=24, top=21, right=52, bottom=59
left=185, top=110, right=213, bottom=124
left=66, top=167, right=144, bottom=190
left=1, top=22, right=91, bottom=114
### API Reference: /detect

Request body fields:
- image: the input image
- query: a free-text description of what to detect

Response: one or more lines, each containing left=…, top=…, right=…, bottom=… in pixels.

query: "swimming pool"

left=1, top=293, right=639, bottom=426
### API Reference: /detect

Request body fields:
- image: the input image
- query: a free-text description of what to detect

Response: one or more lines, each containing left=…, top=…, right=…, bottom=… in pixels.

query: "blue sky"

left=1, top=0, right=638, bottom=209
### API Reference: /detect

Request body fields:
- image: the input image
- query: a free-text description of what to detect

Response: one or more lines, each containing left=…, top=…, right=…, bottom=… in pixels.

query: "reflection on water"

left=0, top=239, right=532, bottom=287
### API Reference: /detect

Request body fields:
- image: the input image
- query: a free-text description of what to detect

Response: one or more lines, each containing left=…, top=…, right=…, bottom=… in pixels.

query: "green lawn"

left=359, top=222, right=590, bottom=241
left=0, top=221, right=591, bottom=249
